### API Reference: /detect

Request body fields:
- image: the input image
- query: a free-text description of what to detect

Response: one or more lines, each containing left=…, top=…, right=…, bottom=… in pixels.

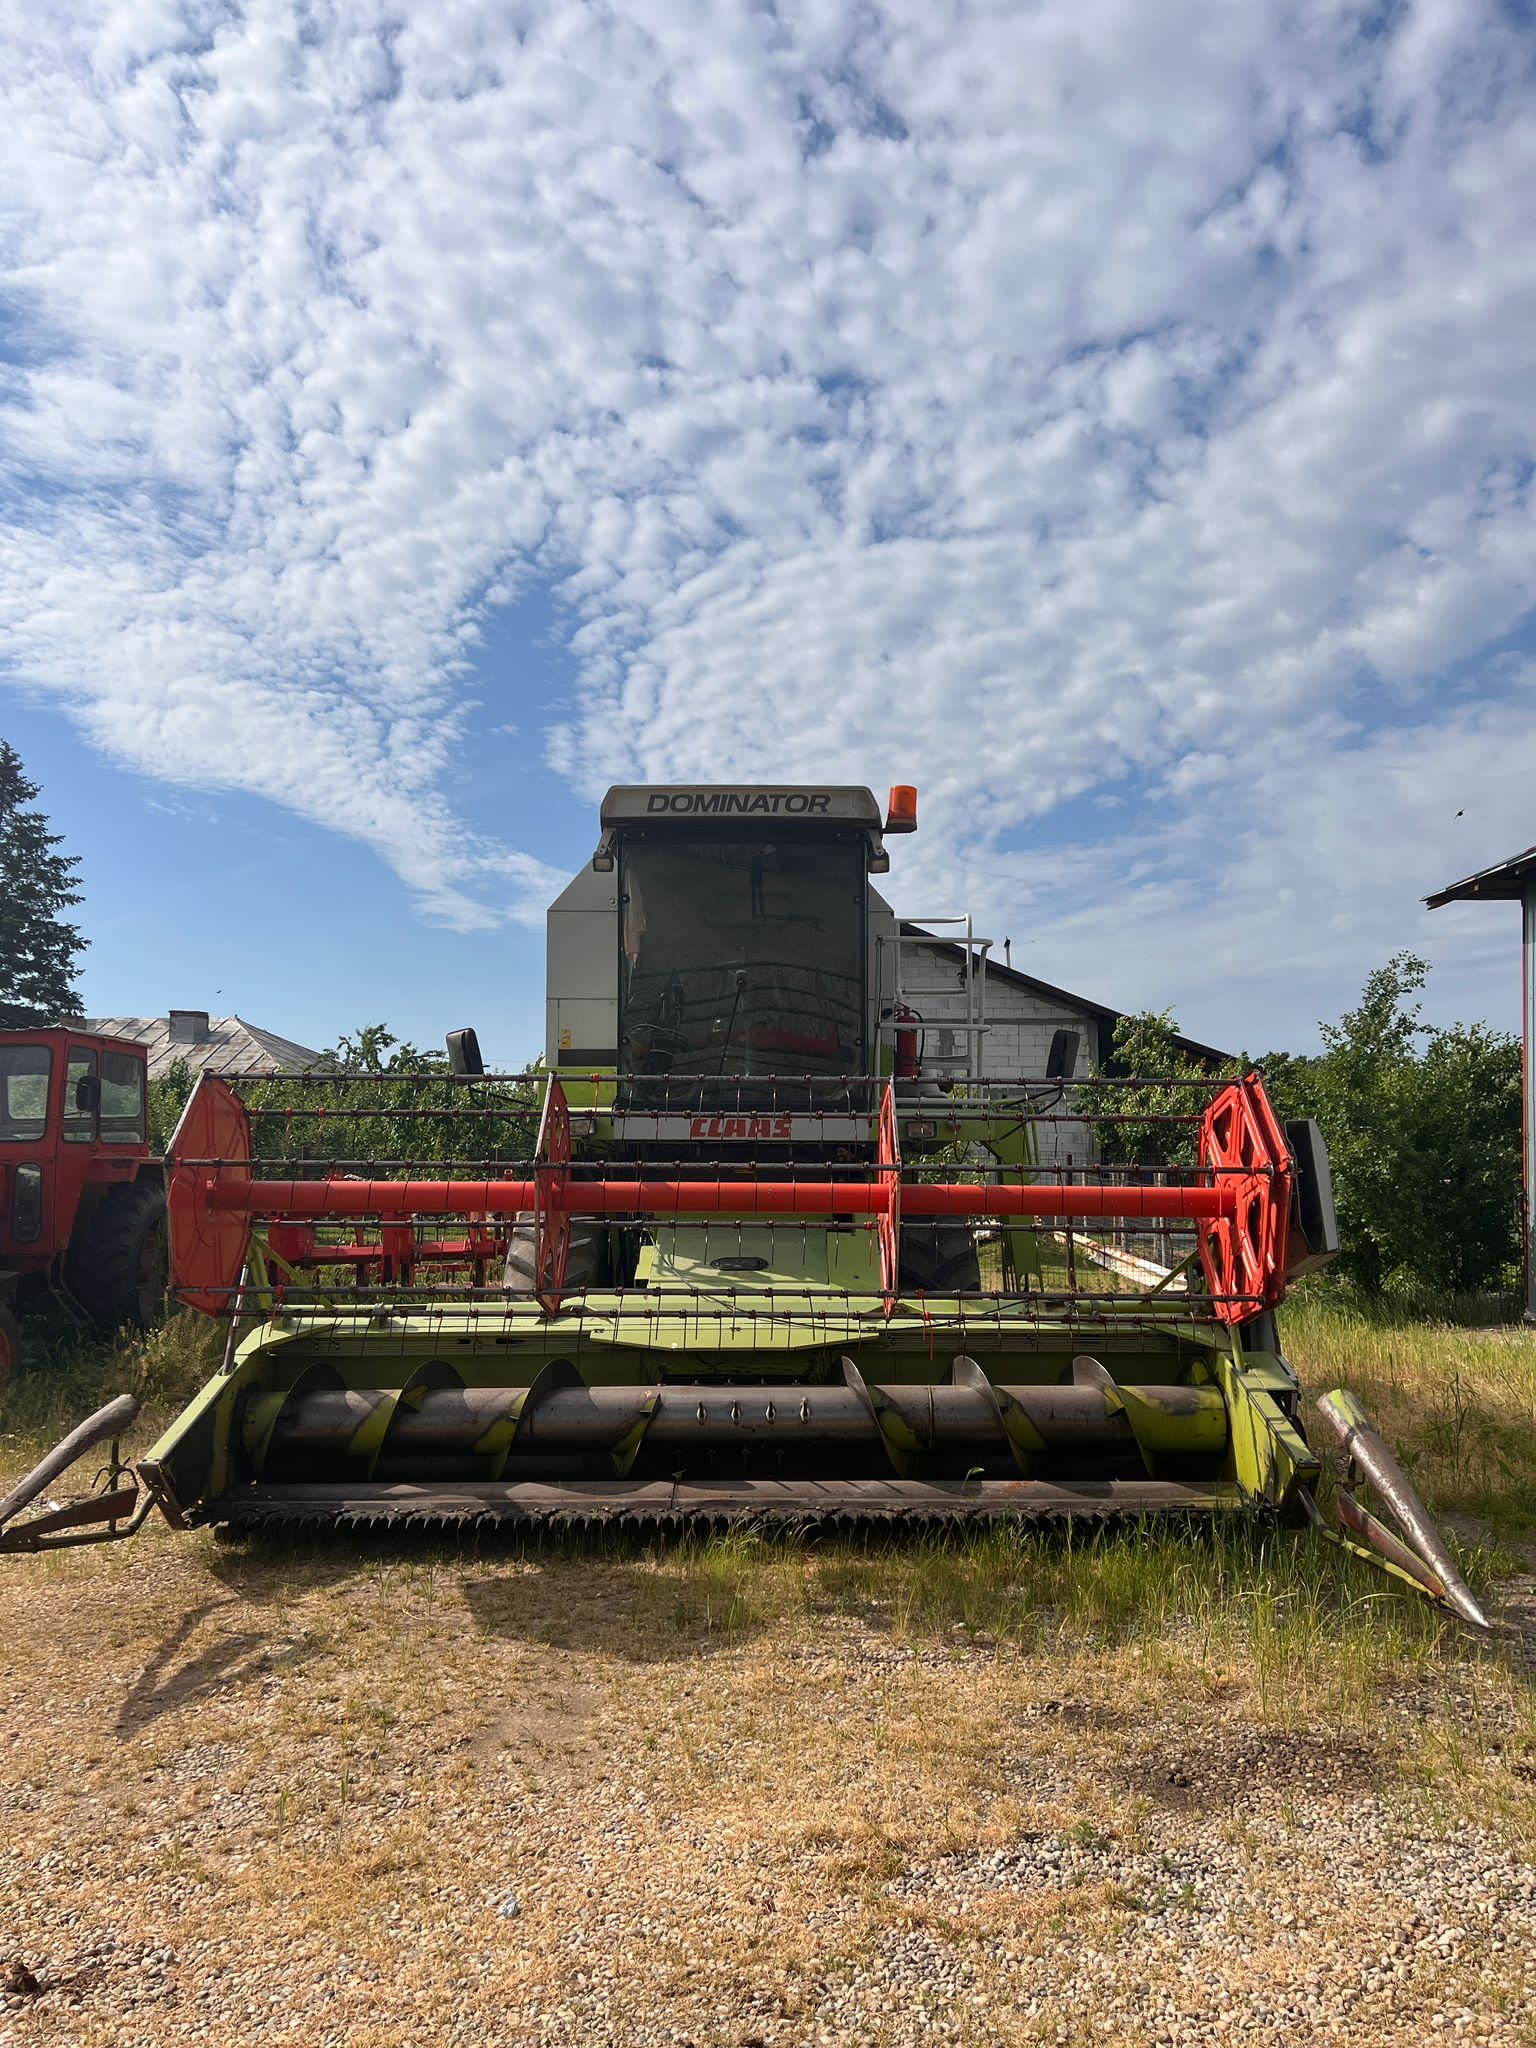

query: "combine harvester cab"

left=0, top=785, right=1487, bottom=1626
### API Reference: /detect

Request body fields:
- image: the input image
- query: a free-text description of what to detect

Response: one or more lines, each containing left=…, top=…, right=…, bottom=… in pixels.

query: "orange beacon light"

left=885, top=785, right=918, bottom=833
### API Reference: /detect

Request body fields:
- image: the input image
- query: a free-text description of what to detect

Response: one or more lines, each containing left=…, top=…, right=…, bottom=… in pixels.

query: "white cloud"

left=943, top=676, right=1536, bottom=1051
left=0, top=0, right=1532, bottom=1032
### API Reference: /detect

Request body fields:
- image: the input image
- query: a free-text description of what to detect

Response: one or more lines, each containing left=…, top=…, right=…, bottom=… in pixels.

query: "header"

left=600, top=785, right=883, bottom=827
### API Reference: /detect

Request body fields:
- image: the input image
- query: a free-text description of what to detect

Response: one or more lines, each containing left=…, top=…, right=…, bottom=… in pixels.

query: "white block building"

left=894, top=925, right=1229, bottom=1169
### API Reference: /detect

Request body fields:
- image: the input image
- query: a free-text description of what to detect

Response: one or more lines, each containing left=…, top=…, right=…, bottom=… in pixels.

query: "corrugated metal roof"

left=80, top=1015, right=331, bottom=1079
left=1425, top=846, right=1536, bottom=908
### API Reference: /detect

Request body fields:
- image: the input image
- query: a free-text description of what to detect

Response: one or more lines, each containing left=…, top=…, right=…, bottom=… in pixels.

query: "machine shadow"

left=200, top=1520, right=784, bottom=1663
left=114, top=1593, right=312, bottom=1738
left=114, top=1532, right=403, bottom=1738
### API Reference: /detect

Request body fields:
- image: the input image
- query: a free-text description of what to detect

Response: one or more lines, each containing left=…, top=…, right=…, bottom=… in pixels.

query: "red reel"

left=1197, top=1075, right=1293, bottom=1322
left=166, top=1075, right=253, bottom=1316
left=533, top=1076, right=572, bottom=1315
left=877, top=1081, right=901, bottom=1316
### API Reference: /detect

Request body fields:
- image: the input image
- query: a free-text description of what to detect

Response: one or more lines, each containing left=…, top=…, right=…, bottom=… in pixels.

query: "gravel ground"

left=2, top=1528, right=1534, bottom=2048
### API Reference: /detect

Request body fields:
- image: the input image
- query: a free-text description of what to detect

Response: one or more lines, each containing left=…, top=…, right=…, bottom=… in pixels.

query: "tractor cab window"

left=100, top=1050, right=147, bottom=1144
left=63, top=1047, right=98, bottom=1143
left=0, top=1045, right=51, bottom=1142
left=619, top=831, right=866, bottom=1079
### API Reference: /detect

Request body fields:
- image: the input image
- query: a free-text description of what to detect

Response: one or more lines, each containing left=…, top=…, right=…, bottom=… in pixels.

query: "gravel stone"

left=1, top=1529, right=1532, bottom=2047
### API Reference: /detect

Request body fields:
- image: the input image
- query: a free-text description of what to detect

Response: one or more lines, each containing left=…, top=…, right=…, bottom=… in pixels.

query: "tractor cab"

left=606, top=787, right=882, bottom=1082
left=0, top=1028, right=165, bottom=1377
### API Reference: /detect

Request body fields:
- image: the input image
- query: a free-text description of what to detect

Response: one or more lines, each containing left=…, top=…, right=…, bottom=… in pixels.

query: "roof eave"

left=1426, top=847, right=1536, bottom=909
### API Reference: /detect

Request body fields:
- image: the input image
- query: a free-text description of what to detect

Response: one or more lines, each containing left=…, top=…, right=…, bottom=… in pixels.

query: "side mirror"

left=1045, top=1029, right=1080, bottom=1082
left=74, top=1074, right=101, bottom=1113
left=446, top=1028, right=485, bottom=1077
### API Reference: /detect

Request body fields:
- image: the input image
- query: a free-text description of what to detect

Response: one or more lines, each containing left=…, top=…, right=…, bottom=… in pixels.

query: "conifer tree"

left=0, top=739, right=86, bottom=1027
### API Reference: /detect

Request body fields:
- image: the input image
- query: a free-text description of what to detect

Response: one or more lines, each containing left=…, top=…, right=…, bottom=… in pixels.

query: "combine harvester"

left=0, top=785, right=1487, bottom=1625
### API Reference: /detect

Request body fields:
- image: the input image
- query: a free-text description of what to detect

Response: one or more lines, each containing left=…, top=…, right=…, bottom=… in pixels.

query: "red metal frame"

left=165, top=1069, right=1297, bottom=1321
left=877, top=1079, right=901, bottom=1314
left=533, top=1075, right=571, bottom=1314
left=165, top=1074, right=252, bottom=1316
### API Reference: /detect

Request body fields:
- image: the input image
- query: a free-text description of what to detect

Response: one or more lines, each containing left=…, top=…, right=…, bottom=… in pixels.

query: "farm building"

left=81, top=1010, right=329, bottom=1081
left=895, top=923, right=1228, bottom=1078
left=1427, top=844, right=1536, bottom=1322
left=891, top=923, right=1231, bottom=1171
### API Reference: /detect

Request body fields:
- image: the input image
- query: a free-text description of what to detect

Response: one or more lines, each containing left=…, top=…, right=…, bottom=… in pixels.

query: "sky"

left=1, top=0, right=1533, bottom=1069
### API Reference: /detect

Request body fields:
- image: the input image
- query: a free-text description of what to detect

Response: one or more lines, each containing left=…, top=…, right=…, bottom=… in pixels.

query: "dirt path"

left=3, top=1527, right=1535, bottom=2048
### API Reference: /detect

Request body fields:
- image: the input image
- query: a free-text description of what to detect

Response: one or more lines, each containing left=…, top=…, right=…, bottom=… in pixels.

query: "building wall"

left=896, top=940, right=1100, bottom=1168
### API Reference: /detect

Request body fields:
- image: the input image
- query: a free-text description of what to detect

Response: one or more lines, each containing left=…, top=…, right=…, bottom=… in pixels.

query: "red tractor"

left=0, top=1028, right=167, bottom=1381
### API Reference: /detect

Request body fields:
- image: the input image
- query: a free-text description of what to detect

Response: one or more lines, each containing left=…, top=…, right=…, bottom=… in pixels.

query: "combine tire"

left=503, top=1218, right=606, bottom=1293
left=898, top=1224, right=982, bottom=1294
left=0, top=1302, right=18, bottom=1387
left=67, top=1181, right=168, bottom=1337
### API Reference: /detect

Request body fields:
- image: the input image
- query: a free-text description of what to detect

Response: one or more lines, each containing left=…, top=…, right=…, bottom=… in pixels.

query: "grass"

left=639, top=1515, right=1499, bottom=1736
left=1283, top=1284, right=1536, bottom=1534
left=0, top=1305, right=219, bottom=1462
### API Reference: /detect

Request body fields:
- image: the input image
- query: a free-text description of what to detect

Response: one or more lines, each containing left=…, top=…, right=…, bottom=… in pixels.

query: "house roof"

left=1425, top=846, right=1536, bottom=908
left=81, top=1015, right=330, bottom=1080
left=898, top=926, right=1234, bottom=1069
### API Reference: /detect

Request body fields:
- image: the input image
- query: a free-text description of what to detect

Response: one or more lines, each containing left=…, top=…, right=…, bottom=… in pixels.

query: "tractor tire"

left=897, top=1224, right=982, bottom=1294
left=67, top=1180, right=168, bottom=1337
left=503, top=1217, right=606, bottom=1294
left=0, top=1301, right=19, bottom=1388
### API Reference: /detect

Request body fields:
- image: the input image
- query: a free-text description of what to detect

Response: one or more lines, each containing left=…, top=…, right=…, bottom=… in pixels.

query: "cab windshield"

left=0, top=1045, right=51, bottom=1142
left=619, top=832, right=866, bottom=1078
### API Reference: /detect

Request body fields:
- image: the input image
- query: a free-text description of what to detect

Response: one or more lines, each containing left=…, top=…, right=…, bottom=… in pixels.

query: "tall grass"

left=0, top=1308, right=219, bottom=1476
left=1284, top=1287, right=1536, bottom=1532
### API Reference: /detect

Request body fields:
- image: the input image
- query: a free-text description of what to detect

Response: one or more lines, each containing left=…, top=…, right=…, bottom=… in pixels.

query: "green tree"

left=1095, top=957, right=1521, bottom=1299
left=148, top=1055, right=198, bottom=1152
left=1400, top=1022, right=1522, bottom=1293
left=149, top=1025, right=542, bottom=1173
left=0, top=739, right=86, bottom=1027
left=1302, top=954, right=1429, bottom=1294
left=326, top=1023, right=448, bottom=1074
left=1096, top=1010, right=1238, bottom=1168
left=238, top=1024, right=536, bottom=1171
left=1286, top=955, right=1520, bottom=1295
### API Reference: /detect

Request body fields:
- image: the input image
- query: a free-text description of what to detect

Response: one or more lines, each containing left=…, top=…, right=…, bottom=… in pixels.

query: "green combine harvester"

left=0, top=783, right=1487, bottom=1625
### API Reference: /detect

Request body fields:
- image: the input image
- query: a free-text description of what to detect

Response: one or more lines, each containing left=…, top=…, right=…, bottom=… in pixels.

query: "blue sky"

left=1, top=693, right=566, bottom=1064
left=2, top=0, right=1534, bottom=1064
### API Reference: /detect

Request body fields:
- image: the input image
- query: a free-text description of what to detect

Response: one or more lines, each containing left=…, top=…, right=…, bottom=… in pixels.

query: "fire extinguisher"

left=892, top=1002, right=922, bottom=1082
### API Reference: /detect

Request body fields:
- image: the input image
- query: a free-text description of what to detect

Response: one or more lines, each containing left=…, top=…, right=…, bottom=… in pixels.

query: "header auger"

left=0, top=783, right=1487, bottom=1628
